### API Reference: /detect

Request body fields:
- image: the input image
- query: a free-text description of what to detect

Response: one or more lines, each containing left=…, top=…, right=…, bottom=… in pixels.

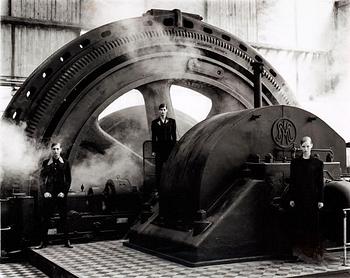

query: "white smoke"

left=0, top=120, right=143, bottom=195
left=303, top=5, right=350, bottom=144
left=71, top=145, right=144, bottom=192
left=0, top=120, right=48, bottom=191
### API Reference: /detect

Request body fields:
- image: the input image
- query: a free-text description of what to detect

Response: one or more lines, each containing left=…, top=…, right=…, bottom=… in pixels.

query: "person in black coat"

left=36, top=142, right=72, bottom=249
left=151, top=103, right=177, bottom=192
left=289, top=136, right=324, bottom=261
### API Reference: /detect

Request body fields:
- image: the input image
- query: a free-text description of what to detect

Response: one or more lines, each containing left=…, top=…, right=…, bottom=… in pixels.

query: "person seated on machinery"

left=36, top=142, right=73, bottom=249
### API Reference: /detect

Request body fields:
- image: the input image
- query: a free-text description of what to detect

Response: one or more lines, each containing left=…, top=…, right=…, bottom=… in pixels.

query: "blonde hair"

left=300, top=136, right=312, bottom=145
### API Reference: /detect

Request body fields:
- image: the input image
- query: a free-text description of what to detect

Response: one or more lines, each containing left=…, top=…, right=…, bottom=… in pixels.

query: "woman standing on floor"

left=289, top=136, right=324, bottom=261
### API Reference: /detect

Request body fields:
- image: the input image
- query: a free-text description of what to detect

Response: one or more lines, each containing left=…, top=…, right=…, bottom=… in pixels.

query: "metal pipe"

left=343, top=208, right=350, bottom=265
left=252, top=61, right=264, bottom=108
left=173, top=9, right=183, bottom=28
left=344, top=210, right=347, bottom=265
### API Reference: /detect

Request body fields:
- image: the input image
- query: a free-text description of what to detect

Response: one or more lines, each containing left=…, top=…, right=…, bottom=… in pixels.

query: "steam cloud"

left=303, top=8, right=350, bottom=144
left=71, top=145, right=143, bottom=192
left=0, top=120, right=48, bottom=192
left=0, top=119, right=144, bottom=195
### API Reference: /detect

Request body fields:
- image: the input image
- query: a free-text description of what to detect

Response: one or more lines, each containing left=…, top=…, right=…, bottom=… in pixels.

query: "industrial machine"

left=126, top=105, right=349, bottom=266
left=1, top=8, right=295, bottom=255
left=3, top=8, right=296, bottom=171
left=1, top=176, right=142, bottom=256
left=1, top=9, right=349, bottom=266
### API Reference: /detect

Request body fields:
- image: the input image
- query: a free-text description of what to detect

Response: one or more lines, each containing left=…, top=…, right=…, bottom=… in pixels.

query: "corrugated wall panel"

left=0, top=24, right=13, bottom=76
left=10, top=0, right=81, bottom=24
left=2, top=0, right=82, bottom=79
left=207, top=0, right=258, bottom=42
left=13, top=26, right=77, bottom=76
left=207, top=0, right=333, bottom=99
left=0, top=0, right=10, bottom=16
left=208, top=0, right=333, bottom=50
left=10, top=0, right=20, bottom=18
left=251, top=47, right=329, bottom=101
left=23, top=0, right=34, bottom=18
left=256, top=0, right=297, bottom=47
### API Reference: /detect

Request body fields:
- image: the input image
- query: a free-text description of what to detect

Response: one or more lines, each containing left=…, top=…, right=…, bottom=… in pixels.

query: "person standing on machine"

left=151, top=103, right=177, bottom=193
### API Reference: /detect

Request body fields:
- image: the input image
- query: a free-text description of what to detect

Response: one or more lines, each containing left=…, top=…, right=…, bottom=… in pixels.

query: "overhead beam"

left=249, top=41, right=329, bottom=56
left=0, top=75, right=26, bottom=87
left=0, top=15, right=84, bottom=31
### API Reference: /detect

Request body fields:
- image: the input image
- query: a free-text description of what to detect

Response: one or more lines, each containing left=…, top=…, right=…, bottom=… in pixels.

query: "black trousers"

left=40, top=197, right=68, bottom=243
left=155, top=153, right=170, bottom=191
left=291, top=204, right=323, bottom=257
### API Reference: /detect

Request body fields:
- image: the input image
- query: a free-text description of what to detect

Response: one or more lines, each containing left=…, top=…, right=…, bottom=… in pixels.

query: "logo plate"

left=272, top=118, right=296, bottom=148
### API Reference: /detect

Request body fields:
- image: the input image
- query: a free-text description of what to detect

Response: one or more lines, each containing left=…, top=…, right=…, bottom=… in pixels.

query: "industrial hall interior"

left=1, top=0, right=350, bottom=277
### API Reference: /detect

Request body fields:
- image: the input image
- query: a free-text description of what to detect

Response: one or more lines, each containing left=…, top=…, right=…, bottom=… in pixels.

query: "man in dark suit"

left=36, top=142, right=72, bottom=249
left=289, top=136, right=324, bottom=261
left=151, top=103, right=177, bottom=192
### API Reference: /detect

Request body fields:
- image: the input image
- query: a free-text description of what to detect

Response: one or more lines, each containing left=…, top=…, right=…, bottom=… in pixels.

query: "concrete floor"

left=2, top=240, right=350, bottom=278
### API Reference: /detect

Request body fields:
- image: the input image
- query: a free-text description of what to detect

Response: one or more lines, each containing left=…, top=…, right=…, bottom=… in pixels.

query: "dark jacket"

left=151, top=117, right=176, bottom=159
left=40, top=157, right=71, bottom=196
left=289, top=156, right=324, bottom=247
left=289, top=156, right=324, bottom=206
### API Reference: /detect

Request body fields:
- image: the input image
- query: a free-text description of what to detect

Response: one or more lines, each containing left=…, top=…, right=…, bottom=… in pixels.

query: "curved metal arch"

left=4, top=9, right=297, bottom=162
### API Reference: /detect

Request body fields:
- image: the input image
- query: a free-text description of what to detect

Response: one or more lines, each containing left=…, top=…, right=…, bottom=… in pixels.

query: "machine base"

left=124, top=241, right=279, bottom=267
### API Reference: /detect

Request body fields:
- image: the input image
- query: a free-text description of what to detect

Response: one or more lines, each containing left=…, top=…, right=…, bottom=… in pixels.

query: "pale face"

left=159, top=107, right=168, bottom=118
left=51, top=144, right=62, bottom=159
left=301, top=140, right=313, bottom=158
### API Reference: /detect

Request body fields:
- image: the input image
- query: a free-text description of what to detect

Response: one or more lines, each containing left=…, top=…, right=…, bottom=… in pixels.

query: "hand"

left=44, top=192, right=52, bottom=198
left=57, top=192, right=65, bottom=198
left=318, top=202, right=324, bottom=209
left=151, top=152, right=156, bottom=157
left=289, top=200, right=295, bottom=207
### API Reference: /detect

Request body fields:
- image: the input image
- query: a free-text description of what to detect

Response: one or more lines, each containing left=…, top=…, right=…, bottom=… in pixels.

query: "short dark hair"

left=159, top=103, right=167, bottom=110
left=51, top=142, right=61, bottom=148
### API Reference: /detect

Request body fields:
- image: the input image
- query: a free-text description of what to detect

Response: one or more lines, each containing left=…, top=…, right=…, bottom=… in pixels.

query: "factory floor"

left=0, top=261, right=47, bottom=277
left=1, top=240, right=350, bottom=277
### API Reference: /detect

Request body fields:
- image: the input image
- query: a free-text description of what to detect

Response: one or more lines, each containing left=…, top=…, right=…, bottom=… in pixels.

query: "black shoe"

left=286, top=255, right=302, bottom=263
left=64, top=240, right=73, bottom=248
left=35, top=242, right=47, bottom=249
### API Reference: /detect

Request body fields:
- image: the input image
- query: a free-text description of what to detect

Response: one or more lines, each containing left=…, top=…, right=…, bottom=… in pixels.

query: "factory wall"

left=1, top=0, right=81, bottom=77
left=207, top=0, right=335, bottom=102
